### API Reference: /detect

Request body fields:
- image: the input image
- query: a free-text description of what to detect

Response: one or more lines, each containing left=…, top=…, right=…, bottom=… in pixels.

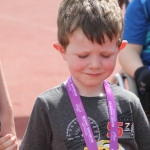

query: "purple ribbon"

left=104, top=80, right=118, bottom=150
left=66, top=76, right=118, bottom=150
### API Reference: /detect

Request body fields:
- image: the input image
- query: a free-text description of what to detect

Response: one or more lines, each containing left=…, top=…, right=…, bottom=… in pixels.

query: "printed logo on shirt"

left=64, top=111, right=134, bottom=150
left=65, top=117, right=100, bottom=150
left=107, top=121, right=134, bottom=138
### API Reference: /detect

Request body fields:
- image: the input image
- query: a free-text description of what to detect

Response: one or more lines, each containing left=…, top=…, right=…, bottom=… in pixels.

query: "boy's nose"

left=88, top=57, right=101, bottom=69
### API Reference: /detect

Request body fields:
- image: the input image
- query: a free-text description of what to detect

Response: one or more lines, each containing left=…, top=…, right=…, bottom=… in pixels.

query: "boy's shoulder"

left=109, top=82, right=139, bottom=102
left=36, top=82, right=67, bottom=104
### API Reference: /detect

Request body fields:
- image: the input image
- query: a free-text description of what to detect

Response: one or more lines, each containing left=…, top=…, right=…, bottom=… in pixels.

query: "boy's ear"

left=119, top=40, right=128, bottom=51
left=53, top=42, right=66, bottom=60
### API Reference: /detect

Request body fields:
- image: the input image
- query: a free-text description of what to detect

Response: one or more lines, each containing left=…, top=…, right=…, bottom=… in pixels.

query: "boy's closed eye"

left=78, top=54, right=111, bottom=58
left=101, top=54, right=110, bottom=58
left=78, top=55, right=88, bottom=58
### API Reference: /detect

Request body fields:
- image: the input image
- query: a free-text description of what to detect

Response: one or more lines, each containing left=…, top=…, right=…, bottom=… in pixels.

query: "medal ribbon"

left=66, top=76, right=118, bottom=150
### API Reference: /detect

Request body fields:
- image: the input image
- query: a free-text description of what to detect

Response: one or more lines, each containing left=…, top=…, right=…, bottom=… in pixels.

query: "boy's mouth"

left=85, top=73, right=102, bottom=77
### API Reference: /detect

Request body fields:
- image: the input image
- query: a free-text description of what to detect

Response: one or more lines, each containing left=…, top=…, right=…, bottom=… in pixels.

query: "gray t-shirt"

left=19, top=83, right=150, bottom=150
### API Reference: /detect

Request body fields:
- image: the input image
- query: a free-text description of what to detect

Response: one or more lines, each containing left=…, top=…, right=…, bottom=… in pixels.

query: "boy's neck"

left=76, top=83, right=105, bottom=97
left=64, top=79, right=106, bottom=97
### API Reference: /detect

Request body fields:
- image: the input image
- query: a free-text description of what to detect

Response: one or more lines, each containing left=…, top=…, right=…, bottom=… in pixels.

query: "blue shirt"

left=123, top=0, right=150, bottom=66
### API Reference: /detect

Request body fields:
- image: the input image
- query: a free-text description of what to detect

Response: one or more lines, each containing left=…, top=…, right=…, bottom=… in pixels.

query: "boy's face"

left=54, top=29, right=126, bottom=95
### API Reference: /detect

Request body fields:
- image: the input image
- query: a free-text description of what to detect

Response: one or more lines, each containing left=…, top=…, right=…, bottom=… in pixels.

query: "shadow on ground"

left=15, top=116, right=29, bottom=139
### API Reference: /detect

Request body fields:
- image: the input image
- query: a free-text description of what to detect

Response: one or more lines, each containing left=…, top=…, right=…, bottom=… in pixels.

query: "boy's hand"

left=134, top=66, right=150, bottom=94
left=0, top=134, right=18, bottom=150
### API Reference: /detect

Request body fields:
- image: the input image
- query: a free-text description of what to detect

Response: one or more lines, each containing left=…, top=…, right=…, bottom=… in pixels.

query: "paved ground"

left=0, top=0, right=122, bottom=145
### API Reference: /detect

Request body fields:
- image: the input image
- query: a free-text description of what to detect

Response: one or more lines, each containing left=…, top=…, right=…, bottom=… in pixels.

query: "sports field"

left=0, top=0, right=122, bottom=145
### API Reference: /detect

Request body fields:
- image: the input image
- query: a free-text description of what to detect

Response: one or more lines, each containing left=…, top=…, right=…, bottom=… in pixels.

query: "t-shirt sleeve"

left=123, top=0, right=149, bottom=45
left=19, top=97, right=52, bottom=150
left=130, top=95, right=150, bottom=149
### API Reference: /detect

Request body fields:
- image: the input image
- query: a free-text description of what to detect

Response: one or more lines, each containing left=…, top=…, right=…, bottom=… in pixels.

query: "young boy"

left=19, top=0, right=150, bottom=149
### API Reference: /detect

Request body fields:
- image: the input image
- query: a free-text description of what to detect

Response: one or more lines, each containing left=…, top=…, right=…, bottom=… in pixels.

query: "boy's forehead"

left=69, top=29, right=94, bottom=45
left=70, top=29, right=85, bottom=41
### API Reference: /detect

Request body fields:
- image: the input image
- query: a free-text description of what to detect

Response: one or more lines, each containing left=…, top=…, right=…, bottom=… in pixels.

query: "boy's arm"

left=19, top=98, right=52, bottom=150
left=131, top=96, right=150, bottom=149
left=0, top=63, right=16, bottom=136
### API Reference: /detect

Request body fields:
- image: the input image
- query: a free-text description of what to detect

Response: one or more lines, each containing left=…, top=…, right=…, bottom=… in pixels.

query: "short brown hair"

left=57, top=0, right=124, bottom=49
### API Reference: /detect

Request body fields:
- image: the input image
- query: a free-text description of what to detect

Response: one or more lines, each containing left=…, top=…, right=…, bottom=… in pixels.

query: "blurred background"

left=0, top=0, right=122, bottom=145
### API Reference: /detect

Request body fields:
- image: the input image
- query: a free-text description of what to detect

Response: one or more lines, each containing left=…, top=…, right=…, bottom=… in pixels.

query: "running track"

left=0, top=0, right=122, bottom=145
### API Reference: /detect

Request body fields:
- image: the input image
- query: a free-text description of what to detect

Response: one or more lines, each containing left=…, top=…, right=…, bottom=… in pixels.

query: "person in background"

left=0, top=62, right=18, bottom=149
left=119, top=0, right=150, bottom=122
